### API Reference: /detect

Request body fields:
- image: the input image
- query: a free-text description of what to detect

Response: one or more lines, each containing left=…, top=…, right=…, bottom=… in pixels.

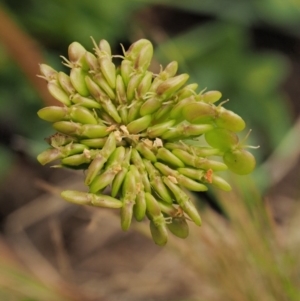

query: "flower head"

left=37, top=38, right=256, bottom=245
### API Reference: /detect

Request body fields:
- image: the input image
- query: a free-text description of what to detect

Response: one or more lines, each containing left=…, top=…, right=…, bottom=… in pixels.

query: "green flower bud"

left=37, top=148, right=61, bottom=165
left=175, top=83, right=198, bottom=101
left=99, top=131, right=117, bottom=158
left=215, top=107, right=246, bottom=132
left=61, top=143, right=87, bottom=156
left=205, top=128, right=239, bottom=151
left=167, top=217, right=189, bottom=239
left=201, top=90, right=222, bottom=103
left=147, top=120, right=176, bottom=139
left=156, top=148, right=185, bottom=168
left=137, top=71, right=153, bottom=99
left=210, top=174, right=232, bottom=191
left=111, top=167, right=128, bottom=197
left=70, top=68, right=90, bottom=96
left=152, top=103, right=174, bottom=124
left=85, top=75, right=105, bottom=99
left=85, top=76, right=122, bottom=123
left=127, top=114, right=152, bottom=134
left=106, top=145, right=125, bottom=167
left=69, top=106, right=98, bottom=124
left=93, top=73, right=116, bottom=100
left=169, top=96, right=196, bottom=120
left=161, top=121, right=213, bottom=140
left=182, top=101, right=215, bottom=124
left=84, top=152, right=106, bottom=185
left=89, top=146, right=124, bottom=193
left=155, top=162, right=207, bottom=192
left=130, top=149, right=151, bottom=193
left=120, top=196, right=135, bottom=231
left=156, top=73, right=189, bottom=99
left=172, top=149, right=227, bottom=171
left=100, top=112, right=117, bottom=124
left=145, top=192, right=162, bottom=219
left=91, top=194, right=123, bottom=208
left=126, top=39, right=152, bottom=62
left=183, top=123, right=214, bottom=137
left=84, top=51, right=99, bottom=71
left=136, top=141, right=157, bottom=162
left=98, top=39, right=111, bottom=55
left=84, top=132, right=116, bottom=184
left=157, top=201, right=178, bottom=216
left=39, top=64, right=57, bottom=81
left=61, top=151, right=93, bottom=166
left=148, top=76, right=164, bottom=93
left=99, top=56, right=116, bottom=89
left=67, top=42, right=87, bottom=67
left=53, top=121, right=109, bottom=138
left=38, top=106, right=97, bottom=125
left=159, top=61, right=178, bottom=79
left=120, top=167, right=138, bottom=231
left=127, top=100, right=143, bottom=124
left=57, top=72, right=75, bottom=95
left=80, top=138, right=107, bottom=148
left=143, top=159, right=173, bottom=204
left=126, top=73, right=143, bottom=102
left=134, top=43, right=153, bottom=72
left=165, top=142, right=220, bottom=157
left=118, top=105, right=128, bottom=125
left=52, top=121, right=80, bottom=136
left=129, top=164, right=146, bottom=221
left=164, top=142, right=190, bottom=152
left=177, top=167, right=205, bottom=181
left=134, top=190, right=146, bottom=222
left=120, top=59, right=133, bottom=87
left=110, top=150, right=130, bottom=197
left=145, top=193, right=168, bottom=246
left=101, top=96, right=122, bottom=124
left=47, top=82, right=71, bottom=106
left=115, top=75, right=127, bottom=104
left=163, top=176, right=202, bottom=226
left=192, top=146, right=221, bottom=157
left=61, top=190, right=122, bottom=208
left=81, top=124, right=112, bottom=138
left=149, top=220, right=168, bottom=246
left=61, top=190, right=90, bottom=205
left=71, top=94, right=101, bottom=109
left=38, top=106, right=68, bottom=122
left=90, top=168, right=120, bottom=193
left=223, top=148, right=256, bottom=175
left=139, top=96, right=162, bottom=116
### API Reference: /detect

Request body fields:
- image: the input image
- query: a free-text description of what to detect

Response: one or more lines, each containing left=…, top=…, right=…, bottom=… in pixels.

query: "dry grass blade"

left=0, top=235, right=88, bottom=301
left=165, top=176, right=300, bottom=301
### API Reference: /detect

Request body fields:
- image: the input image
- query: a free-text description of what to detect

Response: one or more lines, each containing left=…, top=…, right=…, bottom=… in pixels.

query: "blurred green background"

left=0, top=1, right=300, bottom=300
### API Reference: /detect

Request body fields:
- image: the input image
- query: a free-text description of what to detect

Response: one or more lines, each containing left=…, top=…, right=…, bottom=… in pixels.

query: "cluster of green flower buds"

left=37, top=38, right=256, bottom=245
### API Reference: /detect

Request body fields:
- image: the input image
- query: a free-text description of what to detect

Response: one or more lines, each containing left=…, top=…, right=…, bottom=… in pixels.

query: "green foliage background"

left=0, top=0, right=300, bottom=300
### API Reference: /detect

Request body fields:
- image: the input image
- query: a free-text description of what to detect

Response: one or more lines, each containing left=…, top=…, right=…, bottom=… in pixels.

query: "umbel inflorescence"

left=37, top=38, right=256, bottom=245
